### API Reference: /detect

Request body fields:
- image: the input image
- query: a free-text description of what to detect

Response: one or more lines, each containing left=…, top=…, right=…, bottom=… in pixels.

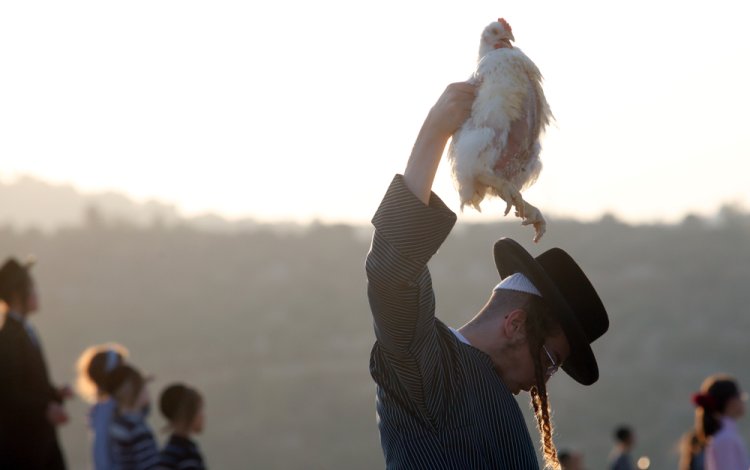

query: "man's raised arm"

left=403, top=82, right=477, bottom=204
left=366, top=82, right=475, bottom=353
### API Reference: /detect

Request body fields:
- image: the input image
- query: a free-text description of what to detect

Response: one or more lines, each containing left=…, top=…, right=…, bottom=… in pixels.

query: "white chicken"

left=447, top=18, right=553, bottom=242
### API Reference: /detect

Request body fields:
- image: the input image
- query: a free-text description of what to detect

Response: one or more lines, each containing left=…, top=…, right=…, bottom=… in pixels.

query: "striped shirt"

left=159, top=434, right=205, bottom=470
left=366, top=175, right=539, bottom=469
left=109, top=410, right=160, bottom=470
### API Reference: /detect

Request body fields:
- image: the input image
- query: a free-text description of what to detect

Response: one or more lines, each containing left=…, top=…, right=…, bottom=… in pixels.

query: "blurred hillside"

left=0, top=176, right=261, bottom=232
left=2, top=179, right=750, bottom=469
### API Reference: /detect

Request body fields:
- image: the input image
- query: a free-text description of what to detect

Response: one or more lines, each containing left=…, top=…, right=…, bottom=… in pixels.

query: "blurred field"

left=2, top=204, right=750, bottom=468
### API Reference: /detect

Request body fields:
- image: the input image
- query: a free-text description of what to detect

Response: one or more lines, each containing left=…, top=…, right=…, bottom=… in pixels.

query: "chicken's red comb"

left=497, top=18, right=512, bottom=33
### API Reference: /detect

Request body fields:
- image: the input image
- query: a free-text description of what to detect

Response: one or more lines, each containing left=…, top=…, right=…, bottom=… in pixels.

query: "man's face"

left=501, top=326, right=570, bottom=395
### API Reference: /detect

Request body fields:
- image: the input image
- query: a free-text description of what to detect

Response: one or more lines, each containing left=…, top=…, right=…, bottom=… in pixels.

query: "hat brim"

left=493, top=238, right=599, bottom=385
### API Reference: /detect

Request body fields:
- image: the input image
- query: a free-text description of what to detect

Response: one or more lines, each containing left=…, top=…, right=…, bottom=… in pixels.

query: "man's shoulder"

left=371, top=319, right=459, bottom=350
left=0, top=316, right=24, bottom=351
left=0, top=314, right=21, bottom=332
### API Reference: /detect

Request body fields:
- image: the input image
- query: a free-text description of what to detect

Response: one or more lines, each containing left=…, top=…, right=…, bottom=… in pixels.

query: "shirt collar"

left=450, top=327, right=472, bottom=346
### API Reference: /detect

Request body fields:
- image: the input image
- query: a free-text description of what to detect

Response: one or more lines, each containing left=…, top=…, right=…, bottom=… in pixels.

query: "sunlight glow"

left=1, top=1, right=749, bottom=224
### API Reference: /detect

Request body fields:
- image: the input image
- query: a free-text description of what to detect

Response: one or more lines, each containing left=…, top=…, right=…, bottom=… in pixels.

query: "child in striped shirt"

left=158, top=383, right=206, bottom=470
left=106, top=364, right=160, bottom=470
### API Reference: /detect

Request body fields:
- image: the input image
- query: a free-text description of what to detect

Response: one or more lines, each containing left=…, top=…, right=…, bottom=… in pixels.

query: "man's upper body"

left=366, top=82, right=609, bottom=469
left=367, top=174, right=539, bottom=469
left=0, top=311, right=64, bottom=438
left=0, top=310, right=68, bottom=470
left=0, top=258, right=69, bottom=469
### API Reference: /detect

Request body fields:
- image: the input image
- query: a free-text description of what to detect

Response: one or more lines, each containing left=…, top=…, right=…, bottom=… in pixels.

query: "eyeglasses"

left=542, top=344, right=560, bottom=378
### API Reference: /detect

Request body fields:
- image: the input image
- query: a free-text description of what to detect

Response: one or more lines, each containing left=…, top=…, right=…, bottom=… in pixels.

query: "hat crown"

left=535, top=248, right=609, bottom=343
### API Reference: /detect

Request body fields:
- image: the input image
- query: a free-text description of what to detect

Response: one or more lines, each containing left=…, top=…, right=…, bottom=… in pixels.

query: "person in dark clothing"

left=608, top=425, right=635, bottom=470
left=0, top=257, right=70, bottom=470
left=366, top=82, right=610, bottom=469
left=158, top=383, right=206, bottom=470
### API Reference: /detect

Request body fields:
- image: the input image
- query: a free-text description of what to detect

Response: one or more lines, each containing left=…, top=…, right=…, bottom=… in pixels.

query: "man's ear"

left=502, top=309, right=527, bottom=342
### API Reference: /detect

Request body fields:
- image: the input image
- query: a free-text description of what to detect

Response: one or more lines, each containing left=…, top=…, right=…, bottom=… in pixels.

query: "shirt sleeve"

left=366, top=174, right=457, bottom=424
left=90, top=404, right=113, bottom=470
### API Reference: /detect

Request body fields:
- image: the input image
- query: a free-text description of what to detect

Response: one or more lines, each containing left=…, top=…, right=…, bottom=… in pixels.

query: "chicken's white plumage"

left=447, top=18, right=552, bottom=241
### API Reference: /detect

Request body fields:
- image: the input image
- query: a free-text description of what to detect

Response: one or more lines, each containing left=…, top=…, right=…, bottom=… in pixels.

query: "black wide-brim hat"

left=0, top=257, right=35, bottom=303
left=493, top=238, right=608, bottom=385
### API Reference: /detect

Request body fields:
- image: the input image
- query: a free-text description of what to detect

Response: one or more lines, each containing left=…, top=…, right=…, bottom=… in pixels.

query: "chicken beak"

left=509, top=32, right=515, bottom=42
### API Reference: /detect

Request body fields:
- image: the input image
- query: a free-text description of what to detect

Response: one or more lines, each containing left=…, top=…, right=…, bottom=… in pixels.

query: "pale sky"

left=1, top=1, right=748, bottom=225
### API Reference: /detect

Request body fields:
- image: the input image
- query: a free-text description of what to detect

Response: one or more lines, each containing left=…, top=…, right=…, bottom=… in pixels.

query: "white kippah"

left=493, top=272, right=542, bottom=297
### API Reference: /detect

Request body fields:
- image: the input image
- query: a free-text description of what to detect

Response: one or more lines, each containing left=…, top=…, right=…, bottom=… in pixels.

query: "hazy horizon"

left=2, top=172, right=748, bottom=230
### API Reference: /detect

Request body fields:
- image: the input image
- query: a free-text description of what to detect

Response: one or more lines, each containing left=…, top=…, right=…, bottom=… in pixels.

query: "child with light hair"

left=75, top=343, right=129, bottom=470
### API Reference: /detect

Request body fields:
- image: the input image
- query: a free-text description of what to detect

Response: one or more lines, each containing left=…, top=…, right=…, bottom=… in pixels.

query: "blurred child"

left=75, top=343, right=129, bottom=470
left=608, top=424, right=635, bottom=470
left=158, top=383, right=206, bottom=470
left=691, top=374, right=749, bottom=470
left=106, top=364, right=160, bottom=470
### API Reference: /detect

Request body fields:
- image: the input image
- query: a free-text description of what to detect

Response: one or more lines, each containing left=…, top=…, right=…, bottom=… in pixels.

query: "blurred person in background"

left=557, top=448, right=585, bottom=470
left=106, top=364, right=160, bottom=470
left=691, top=374, right=748, bottom=470
left=609, top=425, right=635, bottom=470
left=678, top=429, right=705, bottom=470
left=76, top=343, right=130, bottom=470
left=0, top=257, right=71, bottom=469
left=158, top=382, right=206, bottom=470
